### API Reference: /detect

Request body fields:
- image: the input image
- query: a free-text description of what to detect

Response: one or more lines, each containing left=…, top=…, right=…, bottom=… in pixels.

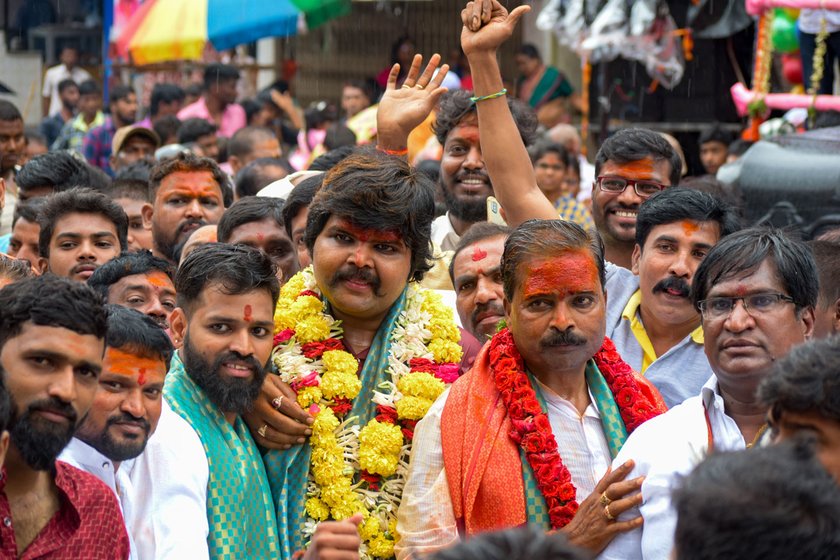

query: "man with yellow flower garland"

left=396, top=2, right=667, bottom=558
left=256, top=54, right=482, bottom=559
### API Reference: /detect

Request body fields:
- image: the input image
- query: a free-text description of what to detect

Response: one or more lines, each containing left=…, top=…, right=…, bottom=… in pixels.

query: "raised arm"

left=461, top=0, right=557, bottom=224
left=376, top=54, right=449, bottom=153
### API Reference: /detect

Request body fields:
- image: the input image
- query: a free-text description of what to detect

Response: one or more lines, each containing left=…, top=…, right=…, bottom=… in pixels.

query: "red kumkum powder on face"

left=681, top=220, right=700, bottom=236
left=146, top=271, right=171, bottom=289
left=243, top=304, right=253, bottom=322
left=471, top=245, right=488, bottom=262
left=612, top=157, right=657, bottom=180
left=522, top=250, right=600, bottom=300
left=338, top=220, right=401, bottom=243
left=104, top=348, right=162, bottom=385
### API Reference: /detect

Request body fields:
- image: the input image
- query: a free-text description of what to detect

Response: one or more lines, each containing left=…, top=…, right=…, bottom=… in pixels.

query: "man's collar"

left=622, top=289, right=704, bottom=346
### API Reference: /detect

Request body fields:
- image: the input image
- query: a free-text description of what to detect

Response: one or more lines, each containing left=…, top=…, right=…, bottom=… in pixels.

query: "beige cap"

left=112, top=125, right=161, bottom=154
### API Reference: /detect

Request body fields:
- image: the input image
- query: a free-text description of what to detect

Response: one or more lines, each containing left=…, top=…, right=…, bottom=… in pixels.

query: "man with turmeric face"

left=591, top=129, right=683, bottom=269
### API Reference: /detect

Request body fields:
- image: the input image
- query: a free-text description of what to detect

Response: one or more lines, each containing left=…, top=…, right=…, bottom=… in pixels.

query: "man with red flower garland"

left=397, top=217, right=667, bottom=558
left=396, top=3, right=666, bottom=558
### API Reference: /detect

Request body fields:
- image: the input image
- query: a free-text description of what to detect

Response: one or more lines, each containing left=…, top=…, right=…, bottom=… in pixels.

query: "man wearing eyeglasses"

left=603, top=187, right=741, bottom=408
left=591, top=129, right=683, bottom=269
left=598, top=228, right=817, bottom=560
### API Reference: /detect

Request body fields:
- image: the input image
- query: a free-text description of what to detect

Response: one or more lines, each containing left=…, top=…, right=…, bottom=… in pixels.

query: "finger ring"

left=599, top=492, right=612, bottom=507
left=604, top=504, right=616, bottom=521
left=401, top=84, right=412, bottom=89
left=272, top=396, right=284, bottom=410
left=258, top=424, right=268, bottom=438
left=416, top=84, right=425, bottom=90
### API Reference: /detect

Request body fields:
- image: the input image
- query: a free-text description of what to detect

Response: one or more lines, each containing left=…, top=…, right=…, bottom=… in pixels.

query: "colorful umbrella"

left=115, top=0, right=350, bottom=65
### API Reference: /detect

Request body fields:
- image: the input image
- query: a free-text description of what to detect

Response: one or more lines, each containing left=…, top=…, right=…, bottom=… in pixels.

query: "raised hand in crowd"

left=460, top=0, right=557, bottom=225
left=376, top=53, right=450, bottom=152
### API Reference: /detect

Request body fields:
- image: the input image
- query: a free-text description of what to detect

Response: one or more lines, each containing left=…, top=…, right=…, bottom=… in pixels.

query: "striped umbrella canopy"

left=115, top=0, right=350, bottom=65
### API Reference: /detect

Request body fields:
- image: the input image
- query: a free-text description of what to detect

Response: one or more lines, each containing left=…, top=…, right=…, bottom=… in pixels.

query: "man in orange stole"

left=396, top=219, right=666, bottom=559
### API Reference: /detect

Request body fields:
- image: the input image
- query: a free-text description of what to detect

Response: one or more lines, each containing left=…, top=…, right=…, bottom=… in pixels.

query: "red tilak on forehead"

left=522, top=251, right=599, bottom=299
left=243, top=304, right=253, bottom=322
left=471, top=245, right=488, bottom=262
left=682, top=220, right=700, bottom=236
left=138, top=368, right=146, bottom=386
left=338, top=220, right=401, bottom=243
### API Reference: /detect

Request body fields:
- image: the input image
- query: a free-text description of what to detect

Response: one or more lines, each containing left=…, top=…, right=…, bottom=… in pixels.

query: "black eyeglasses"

left=697, top=293, right=795, bottom=321
left=596, top=176, right=666, bottom=198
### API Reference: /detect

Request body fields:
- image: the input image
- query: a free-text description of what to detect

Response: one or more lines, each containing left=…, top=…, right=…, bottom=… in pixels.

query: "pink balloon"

left=731, top=82, right=840, bottom=116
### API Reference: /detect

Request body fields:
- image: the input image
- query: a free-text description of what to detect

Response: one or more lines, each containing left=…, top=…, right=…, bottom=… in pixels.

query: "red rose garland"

left=489, top=328, right=662, bottom=529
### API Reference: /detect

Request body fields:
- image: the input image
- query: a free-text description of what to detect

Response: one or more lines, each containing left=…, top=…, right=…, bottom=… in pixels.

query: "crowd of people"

left=0, top=1, right=839, bottom=559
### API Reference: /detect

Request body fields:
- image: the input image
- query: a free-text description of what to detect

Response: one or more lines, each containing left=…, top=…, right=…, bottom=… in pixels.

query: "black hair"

left=148, top=151, right=228, bottom=204
left=343, top=78, right=380, bottom=105
left=529, top=140, right=570, bottom=165
left=0, top=254, right=34, bottom=283
left=57, top=78, right=79, bottom=95
left=104, top=304, right=174, bottom=369
left=304, top=149, right=435, bottom=282
left=11, top=197, right=46, bottom=229
left=114, top=160, right=153, bottom=184
left=227, top=126, right=277, bottom=159
left=153, top=115, right=182, bottom=145
left=429, top=525, right=587, bottom=560
left=449, top=222, right=512, bottom=284
left=149, top=83, right=185, bottom=117
left=217, top=197, right=284, bottom=243
left=109, top=84, right=134, bottom=105
left=0, top=376, right=10, bottom=435
left=0, top=275, right=107, bottom=349
left=185, top=82, right=203, bottom=98
left=434, top=89, right=538, bottom=148
left=234, top=157, right=289, bottom=199
left=16, top=151, right=95, bottom=195
left=323, top=124, right=356, bottom=151
left=635, top=188, right=741, bottom=249
left=727, top=139, right=753, bottom=157
left=88, top=250, right=175, bottom=301
left=594, top=128, right=682, bottom=187
left=517, top=43, right=541, bottom=61
left=808, top=240, right=840, bottom=310
left=282, top=174, right=322, bottom=239
left=389, top=35, right=415, bottom=66
left=0, top=100, right=22, bottom=123
left=309, top=146, right=356, bottom=172
left=241, top=98, right=262, bottom=124
left=78, top=80, right=101, bottom=97
left=109, top=179, right=151, bottom=202
left=203, top=63, right=240, bottom=89
left=698, top=123, right=734, bottom=147
left=177, top=118, right=218, bottom=145
left=501, top=219, right=606, bottom=301
left=38, top=187, right=129, bottom=258
left=175, top=243, right=279, bottom=313
left=760, top=335, right=840, bottom=426
left=691, top=228, right=819, bottom=313
left=24, top=128, right=46, bottom=146
left=673, top=441, right=840, bottom=560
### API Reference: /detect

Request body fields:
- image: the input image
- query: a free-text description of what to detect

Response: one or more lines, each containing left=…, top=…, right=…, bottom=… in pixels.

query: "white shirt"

left=42, top=64, right=92, bottom=116
left=597, top=377, right=747, bottom=560
left=128, top=400, right=211, bottom=560
left=431, top=213, right=460, bottom=253
left=396, top=382, right=611, bottom=560
left=59, top=438, right=138, bottom=560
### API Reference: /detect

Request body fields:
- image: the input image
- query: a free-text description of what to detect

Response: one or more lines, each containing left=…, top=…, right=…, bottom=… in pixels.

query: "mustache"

left=540, top=329, right=588, bottom=349
left=179, top=219, right=207, bottom=235
left=330, top=265, right=382, bottom=295
left=28, top=397, right=78, bottom=425
left=107, top=412, right=151, bottom=434
left=454, top=170, right=490, bottom=183
left=471, top=301, right=505, bottom=325
left=653, top=276, right=691, bottom=298
left=215, top=351, right=263, bottom=376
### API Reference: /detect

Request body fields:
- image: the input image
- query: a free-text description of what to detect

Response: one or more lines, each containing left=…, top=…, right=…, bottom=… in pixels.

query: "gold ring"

left=599, top=492, right=612, bottom=507
left=258, top=424, right=268, bottom=438
left=604, top=504, right=616, bottom=521
left=416, top=84, right=425, bottom=90
left=272, top=396, right=284, bottom=410
left=401, top=84, right=412, bottom=89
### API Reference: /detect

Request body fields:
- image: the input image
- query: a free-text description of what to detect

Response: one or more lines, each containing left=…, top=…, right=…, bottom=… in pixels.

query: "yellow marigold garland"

left=272, top=267, right=462, bottom=559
